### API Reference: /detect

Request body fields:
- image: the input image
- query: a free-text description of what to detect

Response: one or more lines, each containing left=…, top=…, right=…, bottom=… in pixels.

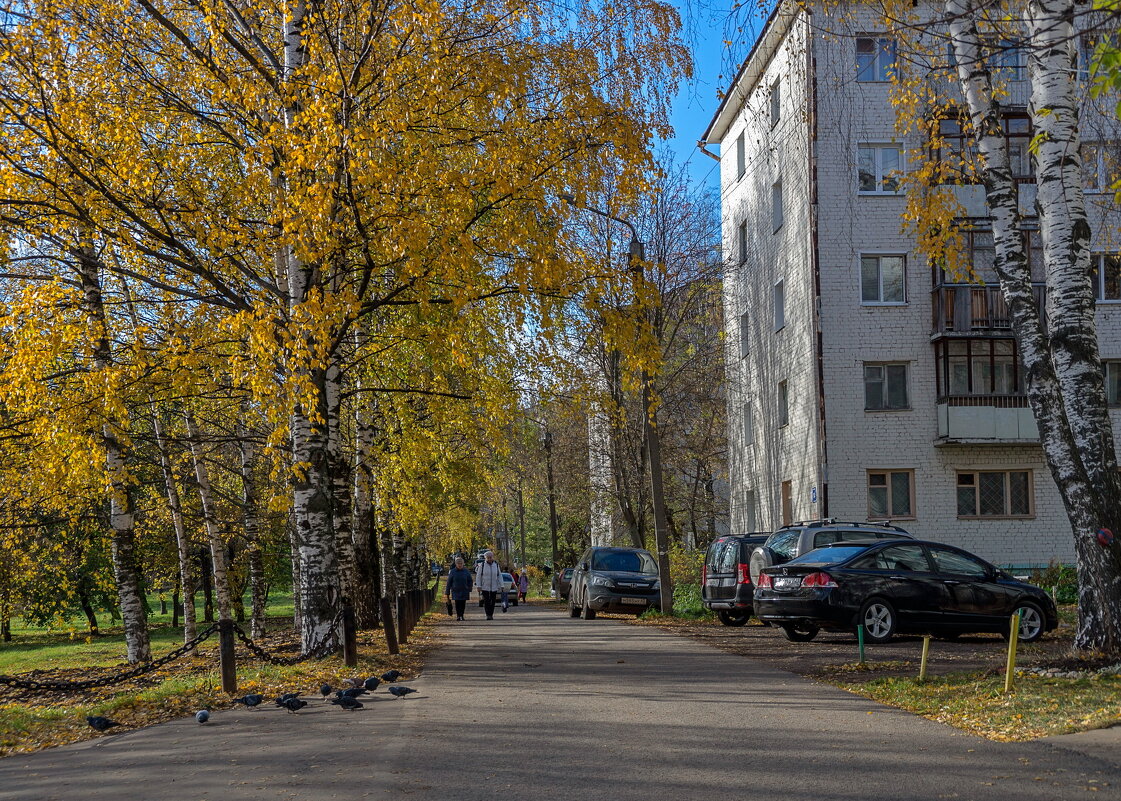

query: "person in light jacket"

left=474, top=550, right=502, bottom=620
left=445, top=557, right=473, bottom=621
left=518, top=570, right=529, bottom=602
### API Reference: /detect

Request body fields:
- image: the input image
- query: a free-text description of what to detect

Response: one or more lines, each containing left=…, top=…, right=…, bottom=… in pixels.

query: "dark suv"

left=748, top=520, right=913, bottom=585
left=569, top=547, right=661, bottom=619
left=702, top=534, right=769, bottom=626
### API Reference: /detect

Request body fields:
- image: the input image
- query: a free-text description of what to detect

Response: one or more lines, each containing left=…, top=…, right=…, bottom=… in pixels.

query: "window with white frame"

left=742, top=402, right=754, bottom=444
left=956, top=470, right=1033, bottom=517
left=738, top=312, right=749, bottom=358
left=856, top=36, right=896, bottom=82
left=858, top=144, right=903, bottom=193
left=1104, top=361, right=1121, bottom=406
left=736, top=132, right=746, bottom=179
left=778, top=380, right=789, bottom=427
left=1092, top=253, right=1121, bottom=301
left=1084, top=141, right=1121, bottom=193
left=867, top=470, right=914, bottom=519
left=773, top=280, right=785, bottom=331
left=860, top=254, right=906, bottom=304
left=770, top=78, right=781, bottom=127
left=772, top=179, right=783, bottom=231
left=738, top=220, right=748, bottom=265
left=864, top=363, right=909, bottom=410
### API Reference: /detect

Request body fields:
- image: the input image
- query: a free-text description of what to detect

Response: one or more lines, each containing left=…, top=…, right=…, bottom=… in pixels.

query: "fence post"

left=218, top=619, right=237, bottom=694
left=380, top=596, right=399, bottom=655
left=342, top=601, right=358, bottom=668
left=397, top=593, right=409, bottom=645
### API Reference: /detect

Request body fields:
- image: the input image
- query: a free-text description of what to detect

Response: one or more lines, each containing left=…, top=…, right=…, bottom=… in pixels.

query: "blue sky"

left=659, top=2, right=767, bottom=190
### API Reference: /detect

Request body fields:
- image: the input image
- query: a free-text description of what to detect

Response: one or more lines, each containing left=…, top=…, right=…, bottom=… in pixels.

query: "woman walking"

left=518, top=570, right=529, bottom=602
left=445, top=557, right=473, bottom=621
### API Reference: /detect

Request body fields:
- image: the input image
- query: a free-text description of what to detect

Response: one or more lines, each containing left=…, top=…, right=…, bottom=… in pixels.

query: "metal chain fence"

left=0, top=623, right=221, bottom=693
left=231, top=612, right=343, bottom=666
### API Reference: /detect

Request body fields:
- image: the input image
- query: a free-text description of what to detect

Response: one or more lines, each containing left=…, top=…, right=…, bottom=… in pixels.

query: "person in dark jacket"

left=445, top=557, right=473, bottom=621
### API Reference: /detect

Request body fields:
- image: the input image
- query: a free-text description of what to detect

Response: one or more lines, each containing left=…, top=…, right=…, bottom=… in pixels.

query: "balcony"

left=936, top=395, right=1039, bottom=444
left=931, top=283, right=1045, bottom=336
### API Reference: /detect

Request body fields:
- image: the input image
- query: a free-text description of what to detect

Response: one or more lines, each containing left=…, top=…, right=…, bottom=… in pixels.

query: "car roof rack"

left=774, top=518, right=910, bottom=534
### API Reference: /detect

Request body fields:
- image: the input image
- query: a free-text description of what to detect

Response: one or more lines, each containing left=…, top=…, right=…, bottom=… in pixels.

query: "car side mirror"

left=580, top=562, right=590, bottom=572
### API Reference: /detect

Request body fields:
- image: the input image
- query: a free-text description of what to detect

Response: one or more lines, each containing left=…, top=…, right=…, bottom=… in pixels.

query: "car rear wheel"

left=1005, top=600, right=1045, bottom=643
left=580, top=590, right=596, bottom=620
left=718, top=610, right=751, bottom=627
left=780, top=623, right=819, bottom=642
left=749, top=548, right=774, bottom=586
left=860, top=598, right=897, bottom=644
left=568, top=593, right=580, bottom=618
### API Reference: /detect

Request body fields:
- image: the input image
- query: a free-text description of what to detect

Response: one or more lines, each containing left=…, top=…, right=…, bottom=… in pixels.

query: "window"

left=737, top=220, right=748, bottom=265
left=1082, top=143, right=1119, bottom=193
left=770, top=78, right=781, bottom=127
left=867, top=470, right=914, bottom=518
left=938, top=115, right=1033, bottom=183
left=956, top=470, right=1033, bottom=517
left=858, top=144, right=903, bottom=193
left=936, top=338, right=1024, bottom=399
left=778, top=380, right=789, bottom=427
left=772, top=179, right=783, bottom=231
left=736, top=132, right=746, bottom=179
left=1104, top=361, right=1121, bottom=406
left=860, top=254, right=906, bottom=303
left=768, top=527, right=798, bottom=558
left=929, top=546, right=989, bottom=578
left=780, top=480, right=793, bottom=525
left=856, top=37, right=896, bottom=82
left=773, top=280, right=785, bottom=330
left=742, top=402, right=754, bottom=444
left=985, top=39, right=1026, bottom=81
left=738, top=312, right=749, bottom=358
left=1092, top=253, right=1121, bottom=301
left=864, top=363, right=909, bottom=410
left=867, top=543, right=932, bottom=572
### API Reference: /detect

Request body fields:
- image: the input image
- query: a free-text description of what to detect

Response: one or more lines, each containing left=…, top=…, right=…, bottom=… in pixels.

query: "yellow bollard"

left=919, top=635, right=931, bottom=683
left=1004, top=611, right=1021, bottom=693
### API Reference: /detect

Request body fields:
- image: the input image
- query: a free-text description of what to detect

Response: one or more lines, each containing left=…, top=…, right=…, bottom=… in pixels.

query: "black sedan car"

left=753, top=540, right=1058, bottom=644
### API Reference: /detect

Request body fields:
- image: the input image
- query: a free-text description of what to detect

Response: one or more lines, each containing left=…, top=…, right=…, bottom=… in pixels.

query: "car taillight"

left=737, top=564, right=751, bottom=585
left=757, top=573, right=773, bottom=588
left=702, top=565, right=707, bottom=585
left=801, top=572, right=837, bottom=588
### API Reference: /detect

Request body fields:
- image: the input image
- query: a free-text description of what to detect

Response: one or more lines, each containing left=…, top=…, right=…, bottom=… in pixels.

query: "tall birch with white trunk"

left=944, top=0, right=1121, bottom=652
left=184, top=411, right=234, bottom=622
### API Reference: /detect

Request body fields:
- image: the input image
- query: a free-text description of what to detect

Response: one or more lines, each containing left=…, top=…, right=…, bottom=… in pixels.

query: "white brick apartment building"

left=703, top=1, right=1121, bottom=567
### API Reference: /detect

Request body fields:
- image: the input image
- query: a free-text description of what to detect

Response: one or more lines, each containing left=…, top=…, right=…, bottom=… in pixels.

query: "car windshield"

left=592, top=550, right=658, bottom=574
left=501, top=573, right=513, bottom=582
left=788, top=545, right=870, bottom=565
left=563, top=569, right=572, bottom=578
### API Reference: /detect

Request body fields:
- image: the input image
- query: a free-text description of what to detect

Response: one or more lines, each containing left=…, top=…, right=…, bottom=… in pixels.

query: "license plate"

left=621, top=597, right=647, bottom=605
left=774, top=577, right=800, bottom=589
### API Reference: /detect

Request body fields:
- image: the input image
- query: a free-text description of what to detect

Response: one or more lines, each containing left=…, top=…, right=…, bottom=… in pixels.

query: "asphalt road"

left=1, top=603, right=1117, bottom=801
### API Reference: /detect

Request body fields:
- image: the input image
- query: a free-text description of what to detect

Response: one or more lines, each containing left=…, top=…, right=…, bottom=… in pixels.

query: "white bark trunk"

left=152, top=408, right=197, bottom=642
left=326, top=364, right=358, bottom=606
left=237, top=427, right=267, bottom=638
left=184, top=411, right=234, bottom=622
left=76, top=243, right=150, bottom=663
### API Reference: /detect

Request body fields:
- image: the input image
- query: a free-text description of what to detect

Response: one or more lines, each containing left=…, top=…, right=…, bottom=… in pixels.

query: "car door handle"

left=943, top=580, right=961, bottom=585
left=889, top=575, right=908, bottom=580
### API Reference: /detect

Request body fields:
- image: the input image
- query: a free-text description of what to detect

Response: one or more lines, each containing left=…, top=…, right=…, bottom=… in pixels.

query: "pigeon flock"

left=85, top=668, right=419, bottom=733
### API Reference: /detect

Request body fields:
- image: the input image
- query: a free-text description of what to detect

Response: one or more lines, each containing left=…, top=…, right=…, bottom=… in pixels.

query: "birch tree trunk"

left=237, top=427, right=267, bottom=638
left=352, top=415, right=381, bottom=627
left=184, top=410, right=233, bottom=622
left=948, top=0, right=1121, bottom=653
left=287, top=507, right=303, bottom=632
left=75, top=243, right=150, bottom=663
left=152, top=408, right=197, bottom=642
left=326, top=364, right=358, bottom=607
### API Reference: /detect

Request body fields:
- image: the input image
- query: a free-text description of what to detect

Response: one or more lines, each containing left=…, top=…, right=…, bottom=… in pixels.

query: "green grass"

left=0, top=592, right=297, bottom=674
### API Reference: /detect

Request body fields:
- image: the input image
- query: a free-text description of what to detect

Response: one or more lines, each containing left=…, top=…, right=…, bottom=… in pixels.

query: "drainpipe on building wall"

left=806, top=12, right=829, bottom=518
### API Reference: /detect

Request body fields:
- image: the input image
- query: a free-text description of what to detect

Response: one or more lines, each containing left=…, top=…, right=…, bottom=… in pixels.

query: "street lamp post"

left=560, top=195, right=674, bottom=614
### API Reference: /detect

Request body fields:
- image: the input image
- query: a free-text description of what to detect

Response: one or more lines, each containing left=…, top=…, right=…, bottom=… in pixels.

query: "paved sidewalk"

left=0, top=603, right=1117, bottom=800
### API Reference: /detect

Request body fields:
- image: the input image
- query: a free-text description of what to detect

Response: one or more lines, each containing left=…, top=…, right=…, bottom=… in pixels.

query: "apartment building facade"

left=704, top=2, right=1121, bottom=567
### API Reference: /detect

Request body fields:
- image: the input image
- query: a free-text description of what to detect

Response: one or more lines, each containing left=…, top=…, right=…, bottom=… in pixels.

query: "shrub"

left=1028, top=561, right=1077, bottom=604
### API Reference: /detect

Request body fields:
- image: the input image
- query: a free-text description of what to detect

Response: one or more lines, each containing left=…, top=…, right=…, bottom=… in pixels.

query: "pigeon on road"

left=339, top=687, right=366, bottom=699
left=274, top=693, right=300, bottom=705
left=279, top=697, right=308, bottom=713
left=387, top=686, right=417, bottom=699
left=86, top=716, right=119, bottom=732
left=363, top=677, right=380, bottom=692
left=380, top=670, right=402, bottom=682
left=320, top=684, right=332, bottom=701
left=233, top=694, right=264, bottom=708
left=330, top=695, right=363, bottom=711
left=195, top=710, right=210, bottom=724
